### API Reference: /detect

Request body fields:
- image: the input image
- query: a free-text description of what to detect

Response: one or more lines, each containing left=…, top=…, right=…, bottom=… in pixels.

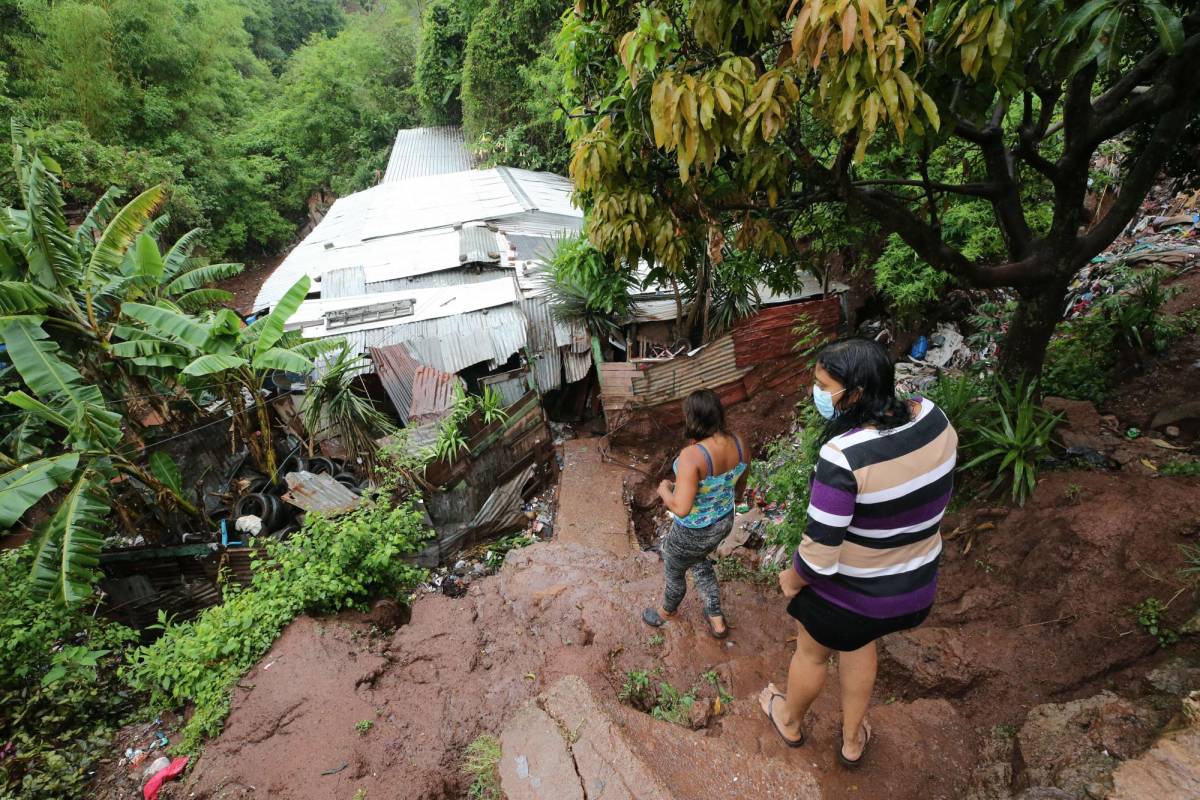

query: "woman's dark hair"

left=683, top=389, right=726, bottom=440
left=815, top=338, right=912, bottom=443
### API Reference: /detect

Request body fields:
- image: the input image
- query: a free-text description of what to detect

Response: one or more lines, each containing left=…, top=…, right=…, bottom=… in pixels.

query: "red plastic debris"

left=143, top=756, right=188, bottom=800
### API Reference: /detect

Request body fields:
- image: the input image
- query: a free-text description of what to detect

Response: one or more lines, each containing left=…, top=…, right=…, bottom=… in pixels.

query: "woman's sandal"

left=704, top=614, right=729, bottom=640
left=764, top=692, right=805, bottom=748
left=838, top=721, right=872, bottom=768
left=642, top=608, right=668, bottom=627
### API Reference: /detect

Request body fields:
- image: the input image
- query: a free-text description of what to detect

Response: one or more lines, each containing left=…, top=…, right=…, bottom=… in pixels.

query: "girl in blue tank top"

left=642, top=389, right=751, bottom=639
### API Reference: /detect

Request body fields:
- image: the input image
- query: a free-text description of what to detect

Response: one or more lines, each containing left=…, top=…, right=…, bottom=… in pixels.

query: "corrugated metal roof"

left=256, top=169, right=581, bottom=310
left=322, top=266, right=366, bottom=299
left=370, top=343, right=461, bottom=425
left=383, top=126, right=474, bottom=183
left=367, top=266, right=506, bottom=292
left=339, top=305, right=530, bottom=375
left=459, top=224, right=500, bottom=264
left=291, top=277, right=519, bottom=337
left=281, top=471, right=361, bottom=516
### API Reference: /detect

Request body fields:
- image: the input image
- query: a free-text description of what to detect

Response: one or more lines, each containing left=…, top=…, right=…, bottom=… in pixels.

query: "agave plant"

left=960, top=379, right=1062, bottom=506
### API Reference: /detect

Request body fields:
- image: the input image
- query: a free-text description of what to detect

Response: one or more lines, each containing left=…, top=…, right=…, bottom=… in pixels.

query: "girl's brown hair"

left=683, top=389, right=726, bottom=440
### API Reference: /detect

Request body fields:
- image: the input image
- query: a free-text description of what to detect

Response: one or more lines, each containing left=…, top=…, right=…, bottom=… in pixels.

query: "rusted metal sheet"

left=732, top=296, right=842, bottom=368
left=370, top=343, right=462, bottom=425
left=282, top=471, right=361, bottom=516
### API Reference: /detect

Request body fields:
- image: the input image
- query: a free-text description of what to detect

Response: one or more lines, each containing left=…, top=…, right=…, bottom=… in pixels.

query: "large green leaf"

left=162, top=228, right=204, bottom=280
left=27, top=471, right=109, bottom=605
left=291, top=337, right=346, bottom=360
left=3, top=391, right=71, bottom=429
left=133, top=233, right=165, bottom=283
left=166, top=262, right=244, bottom=294
left=0, top=452, right=79, bottom=528
left=1, top=321, right=124, bottom=448
left=182, top=353, right=249, bottom=376
left=148, top=452, right=183, bottom=496
left=18, top=155, right=80, bottom=291
left=73, top=187, right=122, bottom=252
left=0, top=281, right=66, bottom=314
left=84, top=185, right=166, bottom=289
left=122, top=302, right=211, bottom=349
left=1142, top=0, right=1183, bottom=54
left=253, top=275, right=310, bottom=358
left=175, top=288, right=234, bottom=311
left=252, top=347, right=314, bottom=374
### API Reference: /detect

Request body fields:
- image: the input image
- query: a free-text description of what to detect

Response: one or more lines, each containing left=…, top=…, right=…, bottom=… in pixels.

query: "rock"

left=1013, top=789, right=1074, bottom=800
left=364, top=598, right=408, bottom=630
left=1181, top=608, right=1200, bottom=636
left=715, top=524, right=752, bottom=557
left=499, top=703, right=585, bottom=800
left=1016, top=692, right=1160, bottom=797
left=1108, top=690, right=1200, bottom=800
left=687, top=698, right=713, bottom=730
left=1152, top=401, right=1200, bottom=430
left=1145, top=658, right=1200, bottom=696
left=1044, top=397, right=1107, bottom=451
left=879, top=627, right=979, bottom=695
left=1166, top=425, right=1182, bottom=438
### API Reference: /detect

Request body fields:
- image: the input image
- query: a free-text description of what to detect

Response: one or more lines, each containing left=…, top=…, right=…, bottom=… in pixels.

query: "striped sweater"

left=793, top=398, right=958, bottom=619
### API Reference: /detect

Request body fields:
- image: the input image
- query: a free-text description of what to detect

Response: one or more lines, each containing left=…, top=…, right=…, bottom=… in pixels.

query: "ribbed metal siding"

left=338, top=306, right=529, bottom=375
left=367, top=268, right=506, bottom=293
left=322, top=266, right=367, bottom=299
left=458, top=226, right=501, bottom=264
left=383, top=126, right=474, bottom=183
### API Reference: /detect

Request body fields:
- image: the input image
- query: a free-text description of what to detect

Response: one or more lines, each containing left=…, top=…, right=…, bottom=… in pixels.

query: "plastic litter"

left=234, top=515, right=263, bottom=535
left=909, top=336, right=929, bottom=360
left=142, top=756, right=188, bottom=800
left=142, top=756, right=171, bottom=781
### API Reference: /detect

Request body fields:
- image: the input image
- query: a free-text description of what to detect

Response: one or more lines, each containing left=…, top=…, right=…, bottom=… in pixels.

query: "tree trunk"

left=997, top=274, right=1072, bottom=385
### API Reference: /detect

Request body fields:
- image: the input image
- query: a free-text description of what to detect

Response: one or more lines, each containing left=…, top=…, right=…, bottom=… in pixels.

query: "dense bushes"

left=415, top=0, right=486, bottom=125
left=460, top=0, right=570, bottom=172
left=0, top=552, right=136, bottom=799
left=0, top=0, right=423, bottom=258
left=124, top=458, right=430, bottom=749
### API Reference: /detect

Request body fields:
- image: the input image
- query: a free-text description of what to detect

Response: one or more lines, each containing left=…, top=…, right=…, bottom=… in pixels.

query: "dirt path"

left=554, top=438, right=639, bottom=553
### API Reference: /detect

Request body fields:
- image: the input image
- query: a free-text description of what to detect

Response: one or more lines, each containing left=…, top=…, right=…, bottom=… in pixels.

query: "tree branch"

left=849, top=179, right=998, bottom=198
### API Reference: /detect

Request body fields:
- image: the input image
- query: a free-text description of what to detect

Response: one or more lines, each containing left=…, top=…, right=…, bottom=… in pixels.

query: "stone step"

left=499, top=675, right=822, bottom=800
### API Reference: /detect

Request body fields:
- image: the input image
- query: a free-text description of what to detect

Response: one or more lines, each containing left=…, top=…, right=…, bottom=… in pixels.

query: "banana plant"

left=120, top=275, right=337, bottom=476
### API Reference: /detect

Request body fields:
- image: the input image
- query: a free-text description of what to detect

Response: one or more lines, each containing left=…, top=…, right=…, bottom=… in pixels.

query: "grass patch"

left=1161, top=459, right=1200, bottom=477
left=714, top=556, right=781, bottom=587
left=463, top=734, right=502, bottom=800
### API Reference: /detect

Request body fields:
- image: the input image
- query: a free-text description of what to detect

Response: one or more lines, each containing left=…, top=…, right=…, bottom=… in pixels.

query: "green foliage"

left=302, top=344, right=397, bottom=472
left=0, top=550, right=137, bottom=799
left=415, top=0, right=486, bottom=125
left=461, top=0, right=569, bottom=172
left=1132, top=597, right=1178, bottom=647
left=1161, top=460, right=1200, bottom=478
left=650, top=680, right=696, bottom=726
left=479, top=386, right=509, bottom=425
left=543, top=233, right=639, bottom=338
left=755, top=403, right=825, bottom=554
left=483, top=531, right=537, bottom=571
left=1179, top=542, right=1200, bottom=583
left=618, top=668, right=653, bottom=708
left=960, top=379, right=1062, bottom=506
left=463, top=733, right=502, bottom=800
left=714, top=556, right=780, bottom=588
left=925, top=371, right=990, bottom=440
left=1041, top=316, right=1117, bottom=404
left=871, top=234, right=954, bottom=320
left=355, top=719, right=373, bottom=735
left=243, top=0, right=344, bottom=69
left=123, top=454, right=431, bottom=750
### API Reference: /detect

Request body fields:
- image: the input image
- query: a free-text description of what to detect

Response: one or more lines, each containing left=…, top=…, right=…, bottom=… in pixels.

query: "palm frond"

left=162, top=228, right=205, bottom=280
left=166, top=262, right=243, bottom=294
left=27, top=470, right=109, bottom=605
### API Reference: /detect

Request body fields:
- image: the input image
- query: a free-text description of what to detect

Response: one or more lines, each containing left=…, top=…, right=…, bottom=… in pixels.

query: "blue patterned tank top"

left=671, top=438, right=746, bottom=529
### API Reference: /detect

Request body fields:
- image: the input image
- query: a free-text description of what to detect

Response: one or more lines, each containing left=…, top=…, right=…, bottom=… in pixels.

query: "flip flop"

left=642, top=608, right=667, bottom=627
left=764, top=692, right=805, bottom=748
left=838, top=721, right=872, bottom=768
left=704, top=614, right=729, bottom=640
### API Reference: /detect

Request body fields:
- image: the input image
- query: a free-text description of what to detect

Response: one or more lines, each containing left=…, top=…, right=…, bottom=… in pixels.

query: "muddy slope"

left=181, top=467, right=1200, bottom=800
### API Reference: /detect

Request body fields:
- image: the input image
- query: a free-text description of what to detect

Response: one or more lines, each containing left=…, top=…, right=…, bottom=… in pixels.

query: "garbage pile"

left=421, top=484, right=558, bottom=598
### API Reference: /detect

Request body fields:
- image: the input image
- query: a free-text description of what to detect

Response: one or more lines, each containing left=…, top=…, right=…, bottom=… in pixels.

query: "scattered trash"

left=909, top=336, right=929, bottom=360
left=235, top=515, right=263, bottom=535
left=142, top=756, right=188, bottom=800
left=142, top=756, right=171, bottom=781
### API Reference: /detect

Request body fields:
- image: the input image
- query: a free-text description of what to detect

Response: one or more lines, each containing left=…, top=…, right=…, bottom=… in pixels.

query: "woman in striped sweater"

left=759, top=339, right=957, bottom=767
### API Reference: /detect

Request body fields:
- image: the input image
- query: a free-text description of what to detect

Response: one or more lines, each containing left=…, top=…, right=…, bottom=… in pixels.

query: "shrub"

left=756, top=403, right=825, bottom=554
left=961, top=379, right=1061, bottom=506
left=1042, top=316, right=1117, bottom=404
left=124, top=456, right=431, bottom=750
left=0, top=552, right=137, bottom=799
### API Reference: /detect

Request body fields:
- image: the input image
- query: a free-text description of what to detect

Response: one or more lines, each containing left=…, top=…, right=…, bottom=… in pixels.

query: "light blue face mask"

left=812, top=384, right=846, bottom=420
